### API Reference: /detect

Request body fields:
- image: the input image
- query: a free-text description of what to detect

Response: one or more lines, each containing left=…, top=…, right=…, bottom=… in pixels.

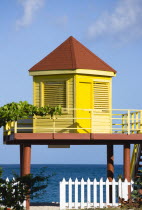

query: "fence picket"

left=131, top=180, right=134, bottom=192
left=106, top=178, right=109, bottom=207
left=118, top=179, right=122, bottom=201
left=60, top=178, right=133, bottom=210
left=81, top=178, right=84, bottom=209
left=99, top=178, right=103, bottom=208
left=87, top=178, right=91, bottom=208
left=69, top=178, right=72, bottom=209
left=93, top=178, right=97, bottom=207
left=6, top=177, right=9, bottom=182
left=123, top=179, right=128, bottom=201
left=112, top=178, right=116, bottom=206
left=75, top=178, right=78, bottom=209
left=60, top=178, right=66, bottom=210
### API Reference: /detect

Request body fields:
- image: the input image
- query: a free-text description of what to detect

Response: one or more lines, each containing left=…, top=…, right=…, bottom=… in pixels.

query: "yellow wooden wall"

left=75, top=75, right=112, bottom=133
left=33, top=75, right=75, bottom=133
left=32, top=73, right=112, bottom=134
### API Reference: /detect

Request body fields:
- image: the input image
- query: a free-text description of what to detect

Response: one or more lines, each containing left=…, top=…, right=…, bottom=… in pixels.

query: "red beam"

left=12, top=133, right=142, bottom=141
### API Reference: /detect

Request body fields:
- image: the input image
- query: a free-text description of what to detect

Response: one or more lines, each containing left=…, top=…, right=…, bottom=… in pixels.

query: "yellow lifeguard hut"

left=3, top=36, right=142, bottom=208
left=29, top=36, right=116, bottom=134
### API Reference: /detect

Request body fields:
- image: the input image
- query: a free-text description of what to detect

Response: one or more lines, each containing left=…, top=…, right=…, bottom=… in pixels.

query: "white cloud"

left=87, top=0, right=142, bottom=42
left=16, top=0, right=44, bottom=29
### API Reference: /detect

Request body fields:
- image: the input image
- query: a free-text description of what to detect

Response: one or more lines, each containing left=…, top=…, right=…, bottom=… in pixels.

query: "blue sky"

left=0, top=0, right=142, bottom=164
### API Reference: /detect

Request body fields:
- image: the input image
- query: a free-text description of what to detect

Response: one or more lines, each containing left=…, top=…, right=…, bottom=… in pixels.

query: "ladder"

left=131, top=144, right=142, bottom=179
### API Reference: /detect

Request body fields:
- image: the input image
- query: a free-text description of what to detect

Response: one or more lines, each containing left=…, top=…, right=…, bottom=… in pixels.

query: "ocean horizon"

left=0, top=164, right=123, bottom=203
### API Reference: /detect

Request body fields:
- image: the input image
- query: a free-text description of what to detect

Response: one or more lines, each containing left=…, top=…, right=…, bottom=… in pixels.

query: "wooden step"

left=136, top=172, right=142, bottom=176
left=133, top=146, right=142, bottom=178
left=136, top=173, right=142, bottom=176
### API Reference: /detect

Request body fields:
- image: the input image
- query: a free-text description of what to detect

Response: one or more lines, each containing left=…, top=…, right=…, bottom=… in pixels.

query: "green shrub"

left=0, top=101, right=62, bottom=128
left=0, top=168, right=52, bottom=210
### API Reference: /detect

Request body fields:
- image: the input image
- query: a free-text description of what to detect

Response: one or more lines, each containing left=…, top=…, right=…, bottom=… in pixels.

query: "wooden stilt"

left=22, top=144, right=31, bottom=210
left=22, top=144, right=31, bottom=176
left=107, top=145, right=114, bottom=181
left=123, top=143, right=131, bottom=198
left=107, top=145, right=114, bottom=203
left=20, top=144, right=23, bottom=176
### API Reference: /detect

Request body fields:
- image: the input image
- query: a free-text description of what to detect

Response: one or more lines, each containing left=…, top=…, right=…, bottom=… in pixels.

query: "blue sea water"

left=0, top=164, right=123, bottom=203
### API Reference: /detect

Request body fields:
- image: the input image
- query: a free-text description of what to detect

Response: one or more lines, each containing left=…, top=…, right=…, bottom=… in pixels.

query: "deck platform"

left=4, top=133, right=142, bottom=145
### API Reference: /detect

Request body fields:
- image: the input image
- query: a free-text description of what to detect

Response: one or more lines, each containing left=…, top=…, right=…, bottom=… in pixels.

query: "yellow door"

left=77, top=82, right=92, bottom=133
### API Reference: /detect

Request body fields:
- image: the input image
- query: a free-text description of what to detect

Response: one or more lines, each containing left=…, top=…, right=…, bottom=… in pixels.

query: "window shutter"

left=44, top=81, right=66, bottom=107
left=34, top=82, right=41, bottom=107
left=94, top=82, right=110, bottom=111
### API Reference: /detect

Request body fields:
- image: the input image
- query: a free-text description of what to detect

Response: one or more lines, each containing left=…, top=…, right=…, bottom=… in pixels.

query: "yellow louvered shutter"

left=34, top=82, right=41, bottom=107
left=44, top=81, right=66, bottom=107
left=94, top=82, right=110, bottom=111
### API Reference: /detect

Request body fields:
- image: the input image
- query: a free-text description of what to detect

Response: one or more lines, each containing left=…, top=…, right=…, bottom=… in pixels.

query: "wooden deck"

left=4, top=133, right=142, bottom=145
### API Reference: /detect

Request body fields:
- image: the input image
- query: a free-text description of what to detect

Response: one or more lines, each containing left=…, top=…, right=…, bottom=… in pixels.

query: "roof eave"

left=29, top=69, right=117, bottom=77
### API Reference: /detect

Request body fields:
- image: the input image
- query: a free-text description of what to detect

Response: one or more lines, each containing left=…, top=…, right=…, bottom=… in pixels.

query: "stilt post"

left=20, top=144, right=31, bottom=210
left=20, top=144, right=23, bottom=176
left=107, top=144, right=114, bottom=203
left=124, top=143, right=131, bottom=198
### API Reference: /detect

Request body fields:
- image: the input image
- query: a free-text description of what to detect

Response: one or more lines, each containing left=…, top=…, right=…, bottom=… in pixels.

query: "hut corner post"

left=20, top=144, right=31, bottom=210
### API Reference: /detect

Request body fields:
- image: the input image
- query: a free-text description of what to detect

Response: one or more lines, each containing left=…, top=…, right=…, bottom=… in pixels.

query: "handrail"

left=3, top=108, right=142, bottom=135
left=130, top=144, right=142, bottom=179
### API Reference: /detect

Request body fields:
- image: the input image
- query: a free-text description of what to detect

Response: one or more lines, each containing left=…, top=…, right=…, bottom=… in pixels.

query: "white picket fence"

left=60, top=178, right=134, bottom=209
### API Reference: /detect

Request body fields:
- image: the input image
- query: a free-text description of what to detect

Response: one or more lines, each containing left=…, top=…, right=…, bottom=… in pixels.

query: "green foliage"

left=119, top=197, right=141, bottom=209
left=0, top=169, right=52, bottom=210
left=131, top=170, right=142, bottom=205
left=0, top=101, right=62, bottom=128
left=117, top=174, right=124, bottom=181
left=119, top=170, right=142, bottom=208
left=0, top=168, right=3, bottom=178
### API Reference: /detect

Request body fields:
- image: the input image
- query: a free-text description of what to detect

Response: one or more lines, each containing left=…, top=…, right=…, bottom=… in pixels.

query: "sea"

left=0, top=164, right=123, bottom=203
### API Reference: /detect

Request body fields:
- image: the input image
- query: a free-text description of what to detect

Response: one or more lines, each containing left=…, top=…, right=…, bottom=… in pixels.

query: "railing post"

left=53, top=116, right=56, bottom=133
left=60, top=178, right=66, bottom=210
left=128, top=110, right=130, bottom=134
left=14, top=121, right=17, bottom=133
left=136, top=112, right=139, bottom=133
left=122, top=114, right=124, bottom=134
left=140, top=111, right=142, bottom=133
left=91, top=110, right=93, bottom=133
left=8, top=122, right=11, bottom=135
left=131, top=113, right=134, bottom=134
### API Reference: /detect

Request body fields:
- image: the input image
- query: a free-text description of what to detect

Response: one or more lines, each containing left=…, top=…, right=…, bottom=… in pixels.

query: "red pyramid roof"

left=29, top=36, right=116, bottom=73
